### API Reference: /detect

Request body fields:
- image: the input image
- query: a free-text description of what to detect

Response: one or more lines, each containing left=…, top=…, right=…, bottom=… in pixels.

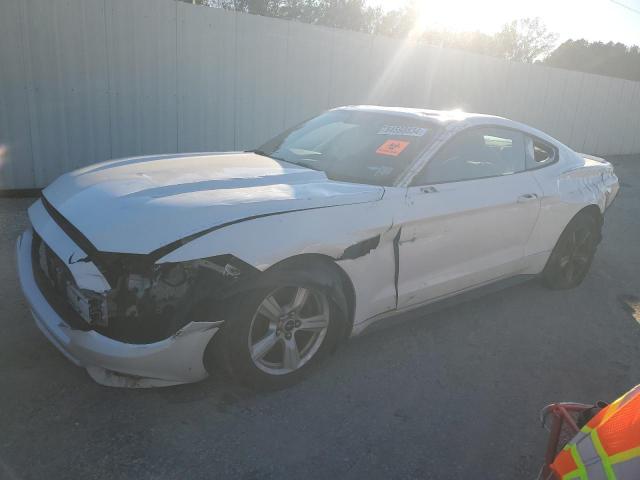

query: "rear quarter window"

left=525, top=137, right=558, bottom=169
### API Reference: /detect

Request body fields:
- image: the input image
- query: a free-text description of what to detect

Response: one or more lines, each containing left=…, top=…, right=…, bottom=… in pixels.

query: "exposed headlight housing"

left=91, top=255, right=256, bottom=344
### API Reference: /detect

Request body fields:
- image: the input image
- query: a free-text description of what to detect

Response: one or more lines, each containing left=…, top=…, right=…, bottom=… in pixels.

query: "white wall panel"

left=20, top=0, right=111, bottom=186
left=600, top=76, right=625, bottom=155
left=551, top=69, right=582, bottom=146
left=0, top=0, right=639, bottom=188
left=327, top=30, right=373, bottom=108
left=0, top=0, right=34, bottom=188
left=523, top=65, right=551, bottom=129
left=420, top=45, right=451, bottom=110
left=385, top=46, right=427, bottom=107
left=570, top=74, right=596, bottom=152
left=177, top=4, right=236, bottom=153
left=234, top=13, right=289, bottom=149
left=617, top=81, right=638, bottom=155
left=283, top=23, right=333, bottom=127
left=629, top=83, right=640, bottom=155
left=502, top=61, right=532, bottom=125
left=431, top=48, right=468, bottom=111
left=366, top=35, right=411, bottom=106
left=106, top=0, right=178, bottom=158
left=543, top=67, right=570, bottom=140
left=583, top=75, right=613, bottom=154
left=471, top=55, right=511, bottom=117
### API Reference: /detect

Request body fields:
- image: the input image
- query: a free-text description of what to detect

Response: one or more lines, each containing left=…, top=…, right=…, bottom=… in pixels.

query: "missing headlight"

left=93, top=255, right=257, bottom=344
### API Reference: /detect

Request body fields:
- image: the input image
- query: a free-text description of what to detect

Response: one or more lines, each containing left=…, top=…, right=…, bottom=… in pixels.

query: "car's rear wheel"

left=215, top=276, right=342, bottom=390
left=542, top=212, right=600, bottom=289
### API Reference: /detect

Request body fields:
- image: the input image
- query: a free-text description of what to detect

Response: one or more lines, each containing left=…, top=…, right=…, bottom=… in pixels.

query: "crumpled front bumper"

left=16, top=228, right=221, bottom=388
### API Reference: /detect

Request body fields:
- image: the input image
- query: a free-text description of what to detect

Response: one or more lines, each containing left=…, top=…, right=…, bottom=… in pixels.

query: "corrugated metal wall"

left=1, top=0, right=640, bottom=189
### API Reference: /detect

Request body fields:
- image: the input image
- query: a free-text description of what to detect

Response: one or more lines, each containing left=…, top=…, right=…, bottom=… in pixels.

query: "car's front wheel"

left=215, top=277, right=342, bottom=390
left=542, top=211, right=601, bottom=289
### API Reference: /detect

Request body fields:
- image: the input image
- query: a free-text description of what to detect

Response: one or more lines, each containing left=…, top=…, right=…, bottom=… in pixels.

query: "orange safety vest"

left=551, top=385, right=640, bottom=479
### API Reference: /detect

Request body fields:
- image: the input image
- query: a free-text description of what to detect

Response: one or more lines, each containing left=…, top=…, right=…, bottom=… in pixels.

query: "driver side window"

left=412, top=127, right=526, bottom=185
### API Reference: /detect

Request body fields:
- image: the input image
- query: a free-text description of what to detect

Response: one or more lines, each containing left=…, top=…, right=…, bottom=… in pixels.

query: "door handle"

left=517, top=193, right=539, bottom=203
left=420, top=186, right=438, bottom=194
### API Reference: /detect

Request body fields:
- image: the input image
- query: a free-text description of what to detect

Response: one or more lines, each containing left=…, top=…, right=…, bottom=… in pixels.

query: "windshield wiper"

left=248, top=149, right=265, bottom=155
left=247, top=149, right=280, bottom=160
left=249, top=149, right=326, bottom=173
left=288, top=158, right=324, bottom=171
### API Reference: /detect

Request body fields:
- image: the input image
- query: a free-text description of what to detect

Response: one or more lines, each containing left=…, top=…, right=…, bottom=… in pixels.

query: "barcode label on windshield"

left=378, top=125, right=427, bottom=137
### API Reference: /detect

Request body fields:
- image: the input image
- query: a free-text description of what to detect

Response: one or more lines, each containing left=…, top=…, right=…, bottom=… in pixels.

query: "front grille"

left=31, top=231, right=93, bottom=331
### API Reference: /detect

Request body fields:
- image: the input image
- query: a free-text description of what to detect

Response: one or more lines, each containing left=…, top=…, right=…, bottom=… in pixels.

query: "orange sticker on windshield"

left=376, top=139, right=409, bottom=156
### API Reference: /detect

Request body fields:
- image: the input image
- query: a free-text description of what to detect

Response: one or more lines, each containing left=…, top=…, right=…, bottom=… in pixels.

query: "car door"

left=395, top=126, right=542, bottom=308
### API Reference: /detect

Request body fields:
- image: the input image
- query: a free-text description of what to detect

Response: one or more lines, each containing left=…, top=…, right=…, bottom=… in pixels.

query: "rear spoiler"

left=578, top=153, right=609, bottom=164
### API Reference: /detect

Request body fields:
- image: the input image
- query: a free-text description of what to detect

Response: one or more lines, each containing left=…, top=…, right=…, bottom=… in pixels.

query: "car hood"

left=39, top=152, right=384, bottom=255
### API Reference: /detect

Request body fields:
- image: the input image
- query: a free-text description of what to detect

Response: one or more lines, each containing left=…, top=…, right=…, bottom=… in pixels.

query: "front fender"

left=157, top=199, right=399, bottom=328
left=157, top=201, right=391, bottom=270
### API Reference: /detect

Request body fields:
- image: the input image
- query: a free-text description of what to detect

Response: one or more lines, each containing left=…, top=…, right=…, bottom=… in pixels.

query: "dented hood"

left=41, top=152, right=384, bottom=254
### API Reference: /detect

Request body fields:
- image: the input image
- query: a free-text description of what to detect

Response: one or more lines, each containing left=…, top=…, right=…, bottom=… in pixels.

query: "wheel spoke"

left=251, top=331, right=279, bottom=361
left=564, top=260, right=575, bottom=282
left=250, top=286, right=330, bottom=375
left=575, top=231, right=591, bottom=249
left=282, top=338, right=301, bottom=370
left=259, top=295, right=283, bottom=322
left=562, top=232, right=577, bottom=257
left=559, top=255, right=571, bottom=268
left=289, top=287, right=310, bottom=313
left=298, top=314, right=329, bottom=331
left=573, top=254, right=589, bottom=265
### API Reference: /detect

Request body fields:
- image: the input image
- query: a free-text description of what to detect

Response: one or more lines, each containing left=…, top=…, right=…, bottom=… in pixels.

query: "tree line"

left=182, top=0, right=640, bottom=82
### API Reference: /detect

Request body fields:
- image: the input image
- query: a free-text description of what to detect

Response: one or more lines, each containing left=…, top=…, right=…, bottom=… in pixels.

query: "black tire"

left=542, top=212, right=601, bottom=290
left=211, top=267, right=345, bottom=391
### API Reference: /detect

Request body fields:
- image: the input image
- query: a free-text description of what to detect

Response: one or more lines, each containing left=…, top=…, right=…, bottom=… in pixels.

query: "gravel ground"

left=1, top=157, right=639, bottom=480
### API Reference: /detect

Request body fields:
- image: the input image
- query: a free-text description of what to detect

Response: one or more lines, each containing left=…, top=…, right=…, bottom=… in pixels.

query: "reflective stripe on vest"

left=552, top=385, right=640, bottom=479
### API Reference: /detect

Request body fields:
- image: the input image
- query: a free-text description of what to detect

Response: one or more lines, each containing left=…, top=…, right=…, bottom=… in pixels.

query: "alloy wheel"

left=248, top=286, right=330, bottom=375
left=558, top=226, right=594, bottom=284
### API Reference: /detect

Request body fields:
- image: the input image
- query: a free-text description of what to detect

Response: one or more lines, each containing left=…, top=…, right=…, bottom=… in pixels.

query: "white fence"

left=1, top=0, right=640, bottom=189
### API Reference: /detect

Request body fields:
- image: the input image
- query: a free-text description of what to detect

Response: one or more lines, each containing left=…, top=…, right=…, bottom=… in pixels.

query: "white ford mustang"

left=17, top=106, right=619, bottom=389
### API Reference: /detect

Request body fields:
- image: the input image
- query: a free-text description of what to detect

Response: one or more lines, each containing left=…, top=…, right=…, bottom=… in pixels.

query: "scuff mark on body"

left=338, top=235, right=381, bottom=260
left=393, top=227, right=402, bottom=307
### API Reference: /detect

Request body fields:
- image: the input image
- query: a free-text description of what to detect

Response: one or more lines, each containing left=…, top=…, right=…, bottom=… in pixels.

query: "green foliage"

left=187, top=1, right=557, bottom=64
left=493, top=18, right=558, bottom=62
left=180, top=0, right=640, bottom=81
left=544, top=40, right=640, bottom=82
left=204, top=0, right=385, bottom=33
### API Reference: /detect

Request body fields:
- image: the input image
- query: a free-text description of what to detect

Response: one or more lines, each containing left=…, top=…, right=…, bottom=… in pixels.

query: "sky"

left=368, top=0, right=640, bottom=46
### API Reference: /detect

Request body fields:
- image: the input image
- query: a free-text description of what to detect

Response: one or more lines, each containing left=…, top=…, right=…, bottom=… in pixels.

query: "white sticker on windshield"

left=377, top=125, right=427, bottom=137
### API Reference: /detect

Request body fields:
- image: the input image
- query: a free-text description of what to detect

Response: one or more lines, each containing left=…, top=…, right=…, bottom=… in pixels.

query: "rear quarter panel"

left=526, top=145, right=618, bottom=259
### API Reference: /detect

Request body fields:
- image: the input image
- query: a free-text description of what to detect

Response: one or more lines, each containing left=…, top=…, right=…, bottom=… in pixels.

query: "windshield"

left=256, top=110, right=439, bottom=186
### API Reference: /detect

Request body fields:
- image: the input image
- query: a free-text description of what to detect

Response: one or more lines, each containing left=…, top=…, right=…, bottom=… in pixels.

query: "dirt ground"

left=1, top=157, right=639, bottom=479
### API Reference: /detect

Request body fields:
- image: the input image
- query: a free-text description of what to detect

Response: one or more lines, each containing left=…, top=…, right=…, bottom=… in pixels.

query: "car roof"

left=334, top=105, right=503, bottom=124
left=333, top=105, right=562, bottom=147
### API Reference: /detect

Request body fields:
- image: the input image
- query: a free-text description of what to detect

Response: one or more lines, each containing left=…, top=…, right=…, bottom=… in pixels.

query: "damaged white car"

left=17, top=106, right=619, bottom=389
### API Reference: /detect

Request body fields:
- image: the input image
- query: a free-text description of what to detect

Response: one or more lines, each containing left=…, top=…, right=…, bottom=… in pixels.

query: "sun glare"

left=412, top=0, right=507, bottom=34
left=377, top=0, right=639, bottom=47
